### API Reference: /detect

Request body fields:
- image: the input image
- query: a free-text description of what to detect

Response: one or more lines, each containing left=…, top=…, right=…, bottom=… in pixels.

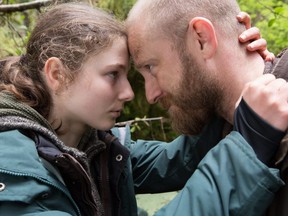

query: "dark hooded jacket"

left=263, top=48, right=288, bottom=216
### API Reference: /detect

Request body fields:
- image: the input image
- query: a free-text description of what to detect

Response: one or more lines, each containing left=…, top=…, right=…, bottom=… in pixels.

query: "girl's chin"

left=99, top=121, right=116, bottom=131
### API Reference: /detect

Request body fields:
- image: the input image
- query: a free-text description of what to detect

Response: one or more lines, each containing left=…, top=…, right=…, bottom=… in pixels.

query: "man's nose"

left=145, top=79, right=163, bottom=104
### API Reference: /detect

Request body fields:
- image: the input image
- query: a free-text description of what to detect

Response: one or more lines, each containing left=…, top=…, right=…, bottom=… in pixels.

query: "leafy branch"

left=115, top=116, right=170, bottom=141
left=0, top=0, right=53, bottom=13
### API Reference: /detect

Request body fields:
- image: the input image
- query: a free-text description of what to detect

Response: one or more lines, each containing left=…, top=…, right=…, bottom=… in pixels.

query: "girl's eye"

left=107, top=71, right=119, bottom=79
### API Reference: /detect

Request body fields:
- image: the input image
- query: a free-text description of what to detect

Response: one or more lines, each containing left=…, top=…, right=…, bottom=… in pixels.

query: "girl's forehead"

left=81, top=38, right=130, bottom=70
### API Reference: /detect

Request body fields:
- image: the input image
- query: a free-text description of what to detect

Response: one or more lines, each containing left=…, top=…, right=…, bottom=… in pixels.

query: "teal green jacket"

left=0, top=130, right=80, bottom=216
left=0, top=117, right=284, bottom=216
left=115, top=120, right=283, bottom=215
left=154, top=132, right=282, bottom=216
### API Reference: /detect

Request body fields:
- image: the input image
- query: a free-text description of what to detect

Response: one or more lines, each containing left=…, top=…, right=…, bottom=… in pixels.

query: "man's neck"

left=218, top=51, right=265, bottom=124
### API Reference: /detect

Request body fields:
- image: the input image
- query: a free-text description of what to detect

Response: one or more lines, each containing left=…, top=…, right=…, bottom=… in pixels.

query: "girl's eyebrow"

left=106, top=63, right=130, bottom=71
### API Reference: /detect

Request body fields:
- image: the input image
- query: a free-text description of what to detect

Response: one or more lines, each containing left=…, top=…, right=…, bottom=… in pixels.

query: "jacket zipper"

left=99, top=147, right=112, bottom=216
left=0, top=169, right=81, bottom=216
left=58, top=153, right=100, bottom=215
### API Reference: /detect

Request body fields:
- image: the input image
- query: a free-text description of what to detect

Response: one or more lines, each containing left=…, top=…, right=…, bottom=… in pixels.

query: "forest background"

left=1, top=0, right=288, bottom=142
left=1, top=0, right=288, bottom=214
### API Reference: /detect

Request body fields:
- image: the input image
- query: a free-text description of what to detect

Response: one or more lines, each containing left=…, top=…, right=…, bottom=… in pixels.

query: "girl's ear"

left=44, top=57, right=64, bottom=91
left=187, top=17, right=218, bottom=59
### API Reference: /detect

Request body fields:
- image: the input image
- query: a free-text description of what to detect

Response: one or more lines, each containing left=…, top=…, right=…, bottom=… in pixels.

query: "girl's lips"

left=110, top=110, right=121, bottom=118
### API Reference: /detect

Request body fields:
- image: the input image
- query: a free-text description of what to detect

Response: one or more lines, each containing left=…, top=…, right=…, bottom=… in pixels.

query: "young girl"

left=0, top=3, right=133, bottom=215
left=0, top=2, right=283, bottom=216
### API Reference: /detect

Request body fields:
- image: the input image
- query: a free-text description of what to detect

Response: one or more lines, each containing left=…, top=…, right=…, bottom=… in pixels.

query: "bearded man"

left=126, top=0, right=288, bottom=215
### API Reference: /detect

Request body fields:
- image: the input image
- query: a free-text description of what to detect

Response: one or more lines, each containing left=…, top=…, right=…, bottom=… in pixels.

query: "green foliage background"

left=238, top=0, right=288, bottom=54
left=1, top=0, right=288, bottom=142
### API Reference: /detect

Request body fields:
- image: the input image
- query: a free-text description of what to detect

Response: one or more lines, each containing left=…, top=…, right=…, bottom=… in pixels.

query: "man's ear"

left=44, top=57, right=64, bottom=91
left=187, top=17, right=218, bottom=59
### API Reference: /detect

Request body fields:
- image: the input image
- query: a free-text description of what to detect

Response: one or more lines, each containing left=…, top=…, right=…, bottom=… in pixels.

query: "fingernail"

left=239, top=34, right=246, bottom=40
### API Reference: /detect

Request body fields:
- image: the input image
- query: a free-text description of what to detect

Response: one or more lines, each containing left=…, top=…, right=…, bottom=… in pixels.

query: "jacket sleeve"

left=112, top=117, right=227, bottom=194
left=112, top=125, right=207, bottom=193
left=131, top=135, right=204, bottom=193
left=154, top=131, right=283, bottom=216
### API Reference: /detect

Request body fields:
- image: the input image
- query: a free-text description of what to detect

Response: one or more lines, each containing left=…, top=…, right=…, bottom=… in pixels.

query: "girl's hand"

left=238, top=74, right=288, bottom=132
left=237, top=11, right=275, bottom=62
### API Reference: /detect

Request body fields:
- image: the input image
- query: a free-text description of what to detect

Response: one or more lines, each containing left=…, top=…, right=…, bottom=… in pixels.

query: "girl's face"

left=52, top=37, right=134, bottom=132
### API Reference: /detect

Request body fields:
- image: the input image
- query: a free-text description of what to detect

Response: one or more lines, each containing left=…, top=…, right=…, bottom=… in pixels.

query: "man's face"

left=128, top=29, right=222, bottom=134
left=168, top=47, right=223, bottom=134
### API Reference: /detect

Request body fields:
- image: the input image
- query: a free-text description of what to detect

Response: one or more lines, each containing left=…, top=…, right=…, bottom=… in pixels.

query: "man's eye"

left=144, top=64, right=153, bottom=72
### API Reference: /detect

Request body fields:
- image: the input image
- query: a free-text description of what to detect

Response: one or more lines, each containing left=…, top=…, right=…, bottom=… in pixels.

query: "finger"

left=263, top=51, right=275, bottom=62
left=278, top=82, right=288, bottom=98
left=279, top=86, right=288, bottom=109
left=237, top=11, right=251, bottom=29
left=239, top=27, right=261, bottom=42
left=246, top=38, right=266, bottom=51
left=252, top=74, right=276, bottom=85
left=265, top=78, right=287, bottom=91
left=245, top=40, right=275, bottom=62
left=238, top=74, right=276, bottom=108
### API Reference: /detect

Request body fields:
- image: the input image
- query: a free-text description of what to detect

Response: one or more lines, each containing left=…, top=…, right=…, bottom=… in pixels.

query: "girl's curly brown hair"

left=0, top=2, right=127, bottom=118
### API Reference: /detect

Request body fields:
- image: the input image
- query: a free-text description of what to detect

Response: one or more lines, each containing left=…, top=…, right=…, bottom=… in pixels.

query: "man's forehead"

left=127, top=21, right=175, bottom=66
left=127, top=25, right=148, bottom=63
left=130, top=45, right=146, bottom=69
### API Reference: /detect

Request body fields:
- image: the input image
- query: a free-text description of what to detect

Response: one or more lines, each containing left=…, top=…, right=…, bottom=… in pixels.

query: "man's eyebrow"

left=134, top=62, right=143, bottom=69
left=130, top=58, right=143, bottom=70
